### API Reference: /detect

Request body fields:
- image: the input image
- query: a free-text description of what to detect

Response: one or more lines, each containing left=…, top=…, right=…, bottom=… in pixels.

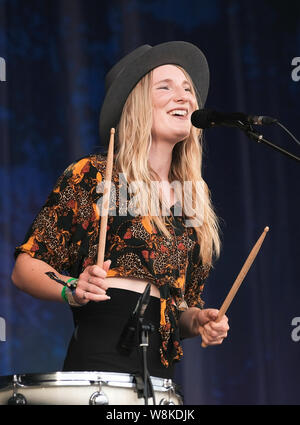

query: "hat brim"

left=99, top=41, right=209, bottom=146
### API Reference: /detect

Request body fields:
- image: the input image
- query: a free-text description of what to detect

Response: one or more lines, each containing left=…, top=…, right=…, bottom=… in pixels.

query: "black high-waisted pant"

left=63, top=288, right=174, bottom=379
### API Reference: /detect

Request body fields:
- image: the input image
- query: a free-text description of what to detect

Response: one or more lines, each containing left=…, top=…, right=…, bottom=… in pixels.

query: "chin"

left=173, top=130, right=190, bottom=143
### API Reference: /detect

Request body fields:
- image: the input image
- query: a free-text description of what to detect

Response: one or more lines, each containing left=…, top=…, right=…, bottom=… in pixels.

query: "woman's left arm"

left=179, top=307, right=229, bottom=345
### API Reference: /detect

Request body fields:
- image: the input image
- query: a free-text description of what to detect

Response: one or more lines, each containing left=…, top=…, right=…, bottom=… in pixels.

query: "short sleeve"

left=184, top=243, right=211, bottom=309
left=15, top=156, right=104, bottom=274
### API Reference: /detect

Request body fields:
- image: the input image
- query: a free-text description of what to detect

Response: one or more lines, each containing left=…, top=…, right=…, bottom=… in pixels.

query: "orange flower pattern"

left=15, top=155, right=211, bottom=368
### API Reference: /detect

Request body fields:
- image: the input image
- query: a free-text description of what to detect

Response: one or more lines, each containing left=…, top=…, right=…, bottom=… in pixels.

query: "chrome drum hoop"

left=0, top=372, right=183, bottom=405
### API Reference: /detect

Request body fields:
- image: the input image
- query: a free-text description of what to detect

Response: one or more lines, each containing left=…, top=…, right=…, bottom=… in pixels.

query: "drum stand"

left=136, top=321, right=155, bottom=405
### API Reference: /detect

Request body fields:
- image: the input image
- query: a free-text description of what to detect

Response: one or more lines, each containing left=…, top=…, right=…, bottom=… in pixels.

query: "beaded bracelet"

left=45, top=271, right=80, bottom=305
left=61, top=286, right=83, bottom=307
left=66, top=277, right=78, bottom=291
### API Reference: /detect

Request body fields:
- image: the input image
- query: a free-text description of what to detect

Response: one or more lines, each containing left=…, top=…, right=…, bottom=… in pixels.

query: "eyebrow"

left=153, top=78, right=191, bottom=86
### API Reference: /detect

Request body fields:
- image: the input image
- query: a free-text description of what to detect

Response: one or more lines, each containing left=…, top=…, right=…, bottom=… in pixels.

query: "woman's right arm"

left=11, top=253, right=68, bottom=302
left=11, top=157, right=112, bottom=304
left=11, top=253, right=111, bottom=304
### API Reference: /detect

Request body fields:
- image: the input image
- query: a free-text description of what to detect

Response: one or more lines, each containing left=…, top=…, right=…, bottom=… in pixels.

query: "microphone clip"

left=116, top=283, right=152, bottom=356
left=238, top=124, right=300, bottom=162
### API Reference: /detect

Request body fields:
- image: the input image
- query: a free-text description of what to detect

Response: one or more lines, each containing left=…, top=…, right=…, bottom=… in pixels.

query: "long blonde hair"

left=115, top=67, right=220, bottom=266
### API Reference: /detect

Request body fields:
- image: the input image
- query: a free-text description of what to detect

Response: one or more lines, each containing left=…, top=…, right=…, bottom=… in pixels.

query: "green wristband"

left=61, top=286, right=68, bottom=303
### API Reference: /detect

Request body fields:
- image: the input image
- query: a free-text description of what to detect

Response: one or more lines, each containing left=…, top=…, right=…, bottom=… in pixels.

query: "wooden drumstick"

left=97, top=128, right=115, bottom=267
left=202, top=226, right=269, bottom=347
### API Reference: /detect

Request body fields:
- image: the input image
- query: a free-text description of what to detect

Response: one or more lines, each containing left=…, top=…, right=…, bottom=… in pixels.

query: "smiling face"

left=151, top=64, right=197, bottom=146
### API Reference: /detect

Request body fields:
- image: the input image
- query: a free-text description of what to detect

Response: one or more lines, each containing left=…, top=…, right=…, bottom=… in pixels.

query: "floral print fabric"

left=15, top=154, right=210, bottom=367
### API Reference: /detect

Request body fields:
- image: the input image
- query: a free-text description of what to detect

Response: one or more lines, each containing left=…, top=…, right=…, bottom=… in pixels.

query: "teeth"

left=169, top=110, right=188, bottom=116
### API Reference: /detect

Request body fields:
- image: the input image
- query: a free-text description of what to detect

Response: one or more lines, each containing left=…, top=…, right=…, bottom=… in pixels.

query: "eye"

left=158, top=86, right=170, bottom=90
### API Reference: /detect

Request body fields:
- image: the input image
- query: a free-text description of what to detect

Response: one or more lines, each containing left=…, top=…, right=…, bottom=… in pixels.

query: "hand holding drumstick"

left=72, top=129, right=115, bottom=305
left=199, top=227, right=269, bottom=347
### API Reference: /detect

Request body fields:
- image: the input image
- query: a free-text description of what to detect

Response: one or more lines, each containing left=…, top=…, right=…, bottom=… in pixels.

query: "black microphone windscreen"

left=191, top=109, right=214, bottom=129
left=191, top=109, right=249, bottom=128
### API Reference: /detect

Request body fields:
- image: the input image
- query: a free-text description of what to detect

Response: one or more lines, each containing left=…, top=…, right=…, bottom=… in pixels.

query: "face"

left=151, top=64, right=197, bottom=145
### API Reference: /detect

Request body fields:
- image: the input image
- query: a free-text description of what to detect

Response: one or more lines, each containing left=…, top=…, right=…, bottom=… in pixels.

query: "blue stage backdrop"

left=0, top=0, right=299, bottom=405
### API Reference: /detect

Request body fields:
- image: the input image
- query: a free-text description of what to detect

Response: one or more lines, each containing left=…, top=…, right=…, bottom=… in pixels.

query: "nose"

left=173, top=86, right=189, bottom=102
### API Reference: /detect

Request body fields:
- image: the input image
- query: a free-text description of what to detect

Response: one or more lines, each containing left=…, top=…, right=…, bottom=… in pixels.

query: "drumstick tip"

left=110, top=128, right=115, bottom=134
left=264, top=226, right=270, bottom=233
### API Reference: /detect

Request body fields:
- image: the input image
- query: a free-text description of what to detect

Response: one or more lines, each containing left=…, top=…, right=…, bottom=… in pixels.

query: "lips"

left=167, top=108, right=189, bottom=120
left=168, top=108, right=188, bottom=117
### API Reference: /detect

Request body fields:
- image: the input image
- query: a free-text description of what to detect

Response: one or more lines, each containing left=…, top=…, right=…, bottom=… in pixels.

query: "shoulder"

left=63, top=154, right=108, bottom=178
left=56, top=154, right=112, bottom=187
left=50, top=154, right=109, bottom=196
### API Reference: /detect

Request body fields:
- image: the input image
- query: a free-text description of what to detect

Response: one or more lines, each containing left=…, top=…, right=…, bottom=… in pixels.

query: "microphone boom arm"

left=245, top=128, right=300, bottom=162
left=217, top=120, right=300, bottom=162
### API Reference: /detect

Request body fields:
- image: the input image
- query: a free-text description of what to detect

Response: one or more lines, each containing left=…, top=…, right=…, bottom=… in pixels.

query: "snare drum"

left=0, top=372, right=183, bottom=405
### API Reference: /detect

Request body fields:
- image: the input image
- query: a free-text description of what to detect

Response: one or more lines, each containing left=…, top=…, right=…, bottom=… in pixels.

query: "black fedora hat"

left=99, top=41, right=210, bottom=146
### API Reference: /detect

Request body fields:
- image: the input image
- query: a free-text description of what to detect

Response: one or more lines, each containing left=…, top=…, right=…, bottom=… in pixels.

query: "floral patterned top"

left=15, top=154, right=210, bottom=368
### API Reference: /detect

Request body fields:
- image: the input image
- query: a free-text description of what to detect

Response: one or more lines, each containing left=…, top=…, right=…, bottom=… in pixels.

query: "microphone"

left=191, top=109, right=278, bottom=129
left=116, top=283, right=151, bottom=356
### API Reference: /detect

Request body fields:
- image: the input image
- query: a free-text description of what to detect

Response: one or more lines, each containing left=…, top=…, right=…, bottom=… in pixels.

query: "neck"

left=148, top=140, right=174, bottom=181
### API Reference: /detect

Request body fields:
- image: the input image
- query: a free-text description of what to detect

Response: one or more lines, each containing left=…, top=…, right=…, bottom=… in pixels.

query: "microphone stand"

left=219, top=121, right=300, bottom=162
left=116, top=283, right=156, bottom=405
left=138, top=320, right=155, bottom=405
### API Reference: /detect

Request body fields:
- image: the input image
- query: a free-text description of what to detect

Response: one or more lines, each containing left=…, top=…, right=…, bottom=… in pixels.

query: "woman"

left=11, top=42, right=229, bottom=388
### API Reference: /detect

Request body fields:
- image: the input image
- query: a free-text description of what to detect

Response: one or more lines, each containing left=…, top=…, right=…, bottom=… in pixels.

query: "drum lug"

left=89, top=391, right=109, bottom=405
left=159, top=398, right=175, bottom=405
left=8, top=393, right=27, bottom=405
left=7, top=374, right=27, bottom=405
left=161, top=379, right=177, bottom=405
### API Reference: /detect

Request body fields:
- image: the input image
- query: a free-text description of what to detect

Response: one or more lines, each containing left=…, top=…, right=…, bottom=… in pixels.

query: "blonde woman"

left=12, top=42, right=229, bottom=387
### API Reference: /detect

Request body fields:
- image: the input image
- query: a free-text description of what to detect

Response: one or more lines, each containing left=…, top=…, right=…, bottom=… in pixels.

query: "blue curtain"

left=0, top=0, right=299, bottom=405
